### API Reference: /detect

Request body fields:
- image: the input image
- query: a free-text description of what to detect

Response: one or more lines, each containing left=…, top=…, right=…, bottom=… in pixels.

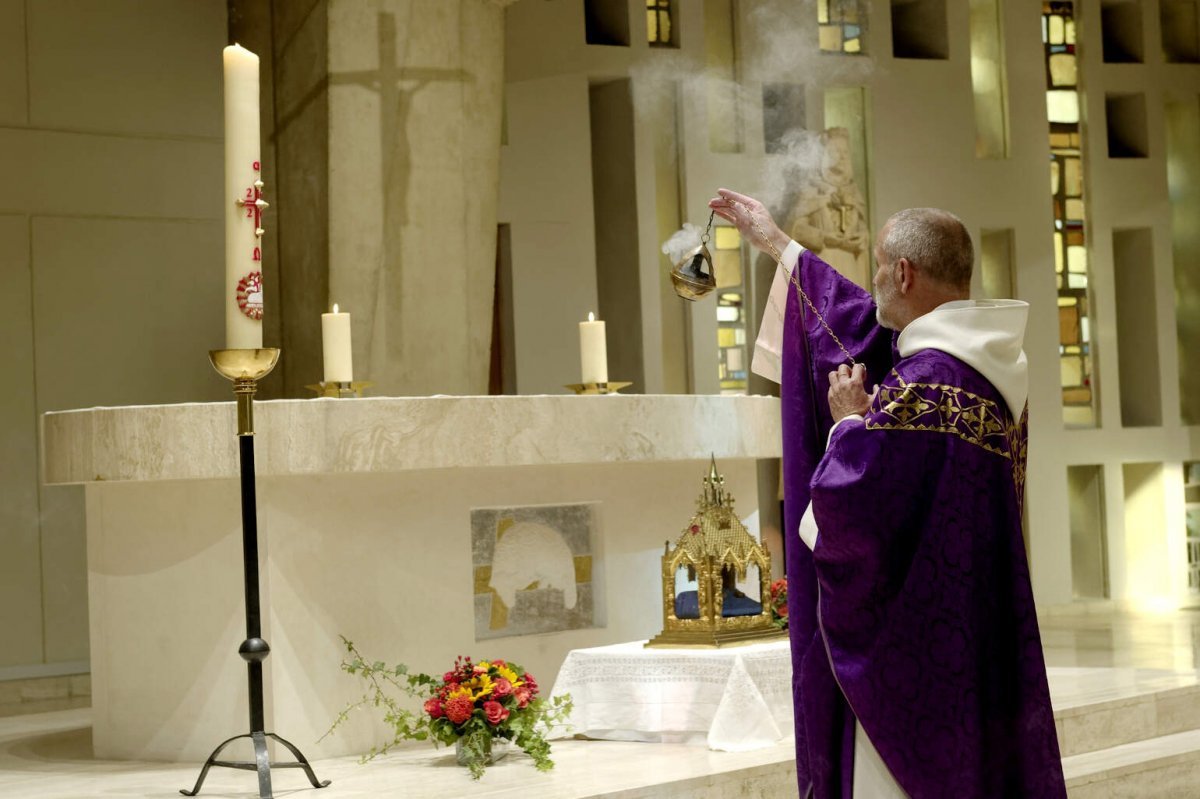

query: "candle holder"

left=564, top=381, right=633, bottom=395
left=304, top=380, right=373, bottom=398
left=182, top=347, right=329, bottom=799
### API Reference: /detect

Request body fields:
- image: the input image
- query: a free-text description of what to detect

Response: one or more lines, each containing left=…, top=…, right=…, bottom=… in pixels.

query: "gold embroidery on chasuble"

left=864, top=371, right=1028, bottom=504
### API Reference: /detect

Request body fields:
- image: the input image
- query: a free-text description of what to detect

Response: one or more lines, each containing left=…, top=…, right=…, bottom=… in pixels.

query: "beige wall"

left=500, top=0, right=1200, bottom=607
left=6, top=0, right=1200, bottom=680
left=0, top=0, right=228, bottom=675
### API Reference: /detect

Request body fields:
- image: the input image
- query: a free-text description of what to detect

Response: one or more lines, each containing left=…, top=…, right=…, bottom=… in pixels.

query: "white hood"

left=896, top=299, right=1030, bottom=416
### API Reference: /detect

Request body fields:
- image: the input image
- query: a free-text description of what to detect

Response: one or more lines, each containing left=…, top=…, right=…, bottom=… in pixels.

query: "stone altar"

left=41, top=395, right=780, bottom=762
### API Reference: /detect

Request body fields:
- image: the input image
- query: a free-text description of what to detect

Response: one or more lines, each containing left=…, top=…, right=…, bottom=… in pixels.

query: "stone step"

left=1063, top=728, right=1200, bottom=798
left=1049, top=667, right=1200, bottom=757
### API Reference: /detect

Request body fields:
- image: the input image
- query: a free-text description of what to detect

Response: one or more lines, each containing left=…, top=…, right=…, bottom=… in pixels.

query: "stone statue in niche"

left=786, top=127, right=871, bottom=290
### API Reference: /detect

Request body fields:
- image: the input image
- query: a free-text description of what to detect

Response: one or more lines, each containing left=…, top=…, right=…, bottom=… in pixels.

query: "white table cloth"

left=549, top=639, right=794, bottom=752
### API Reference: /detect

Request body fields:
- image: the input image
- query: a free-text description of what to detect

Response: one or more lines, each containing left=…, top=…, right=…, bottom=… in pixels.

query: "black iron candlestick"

left=182, top=348, right=329, bottom=799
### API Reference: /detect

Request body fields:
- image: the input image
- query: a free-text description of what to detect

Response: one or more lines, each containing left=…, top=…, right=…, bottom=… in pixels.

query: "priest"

left=708, top=189, right=1066, bottom=797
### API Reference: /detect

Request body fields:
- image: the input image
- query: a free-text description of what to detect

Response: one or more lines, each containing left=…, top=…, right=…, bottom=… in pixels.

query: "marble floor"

left=3, top=608, right=1200, bottom=798
left=1040, top=605, right=1200, bottom=671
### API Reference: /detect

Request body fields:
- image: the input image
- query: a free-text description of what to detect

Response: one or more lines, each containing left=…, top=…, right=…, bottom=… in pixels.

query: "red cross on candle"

left=236, top=162, right=268, bottom=238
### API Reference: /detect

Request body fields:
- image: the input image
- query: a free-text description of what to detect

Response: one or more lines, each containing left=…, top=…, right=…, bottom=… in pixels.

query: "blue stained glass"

left=845, top=25, right=860, bottom=37
left=1050, top=45, right=1068, bottom=53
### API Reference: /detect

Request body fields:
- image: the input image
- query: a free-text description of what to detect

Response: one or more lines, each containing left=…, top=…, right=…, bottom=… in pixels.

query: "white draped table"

left=550, top=639, right=794, bottom=752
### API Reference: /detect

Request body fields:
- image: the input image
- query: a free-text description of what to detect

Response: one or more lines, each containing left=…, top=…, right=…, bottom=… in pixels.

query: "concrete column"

left=246, top=0, right=506, bottom=397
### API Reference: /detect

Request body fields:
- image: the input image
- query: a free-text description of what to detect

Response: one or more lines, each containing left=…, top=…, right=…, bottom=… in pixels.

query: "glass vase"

left=455, top=735, right=510, bottom=767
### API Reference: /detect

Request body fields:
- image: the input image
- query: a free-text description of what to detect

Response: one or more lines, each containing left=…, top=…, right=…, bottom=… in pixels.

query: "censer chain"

left=739, top=203, right=857, bottom=367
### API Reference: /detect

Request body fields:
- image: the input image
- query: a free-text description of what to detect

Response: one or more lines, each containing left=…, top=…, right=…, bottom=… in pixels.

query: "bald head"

left=880, top=208, right=973, bottom=293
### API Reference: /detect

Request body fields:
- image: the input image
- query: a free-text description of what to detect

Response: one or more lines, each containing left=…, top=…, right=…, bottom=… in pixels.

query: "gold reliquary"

left=646, top=457, right=785, bottom=648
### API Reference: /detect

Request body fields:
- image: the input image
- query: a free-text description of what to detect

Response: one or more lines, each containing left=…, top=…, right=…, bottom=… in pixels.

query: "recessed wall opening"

left=1166, top=96, right=1200, bottom=424
left=488, top=224, right=516, bottom=395
left=1112, top=228, right=1162, bottom=427
left=1161, top=0, right=1200, bottom=63
left=1069, top=464, right=1109, bottom=599
left=762, top=83, right=806, bottom=154
left=1106, top=93, right=1149, bottom=158
left=705, top=0, right=742, bottom=153
left=585, top=0, right=631, bottom=46
left=891, top=0, right=949, bottom=59
left=1101, top=0, right=1144, bottom=63
left=1123, top=462, right=1175, bottom=602
left=980, top=228, right=1016, bottom=299
left=589, top=79, right=645, bottom=392
left=969, top=0, right=1010, bottom=158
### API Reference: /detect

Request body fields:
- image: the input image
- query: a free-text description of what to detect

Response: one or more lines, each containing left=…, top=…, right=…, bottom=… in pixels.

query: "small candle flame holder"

left=208, top=348, right=280, bottom=435
left=564, top=381, right=632, bottom=395
left=305, top=380, right=373, bottom=398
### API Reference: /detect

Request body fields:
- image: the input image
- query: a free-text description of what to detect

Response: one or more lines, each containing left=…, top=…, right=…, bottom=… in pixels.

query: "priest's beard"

left=874, top=281, right=900, bottom=330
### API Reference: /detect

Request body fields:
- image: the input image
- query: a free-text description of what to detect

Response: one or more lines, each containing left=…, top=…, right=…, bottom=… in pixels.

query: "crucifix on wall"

left=326, top=10, right=470, bottom=377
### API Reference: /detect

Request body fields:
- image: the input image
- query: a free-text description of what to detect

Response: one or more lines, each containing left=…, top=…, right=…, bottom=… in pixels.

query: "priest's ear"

left=894, top=257, right=916, bottom=293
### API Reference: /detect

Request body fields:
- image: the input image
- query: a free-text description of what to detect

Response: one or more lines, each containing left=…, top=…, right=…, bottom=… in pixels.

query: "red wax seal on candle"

left=237, top=271, right=264, bottom=320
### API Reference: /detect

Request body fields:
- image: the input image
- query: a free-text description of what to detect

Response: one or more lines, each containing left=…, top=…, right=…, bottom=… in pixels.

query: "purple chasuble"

left=780, top=251, right=1066, bottom=798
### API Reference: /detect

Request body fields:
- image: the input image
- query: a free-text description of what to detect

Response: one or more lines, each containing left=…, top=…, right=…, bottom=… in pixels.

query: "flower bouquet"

left=768, top=577, right=788, bottom=629
left=325, top=638, right=572, bottom=779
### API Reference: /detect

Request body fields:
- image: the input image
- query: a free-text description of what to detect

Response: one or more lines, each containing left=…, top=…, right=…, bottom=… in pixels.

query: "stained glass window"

left=647, top=0, right=674, bottom=46
left=1044, top=1, right=1096, bottom=425
left=819, top=0, right=867, bottom=54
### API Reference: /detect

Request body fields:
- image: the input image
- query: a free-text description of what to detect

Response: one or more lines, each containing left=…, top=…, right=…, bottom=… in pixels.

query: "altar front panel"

left=84, top=458, right=764, bottom=761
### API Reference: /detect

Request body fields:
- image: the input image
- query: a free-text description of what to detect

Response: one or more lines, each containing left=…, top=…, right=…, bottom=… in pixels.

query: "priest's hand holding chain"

left=707, top=189, right=791, bottom=256
left=828, top=363, right=878, bottom=423
left=707, top=187, right=858, bottom=367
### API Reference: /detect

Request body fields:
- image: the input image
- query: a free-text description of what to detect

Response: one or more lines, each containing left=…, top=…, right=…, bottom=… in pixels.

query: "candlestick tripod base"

left=184, top=348, right=329, bottom=799
left=564, top=381, right=632, bottom=395
left=305, top=380, right=373, bottom=398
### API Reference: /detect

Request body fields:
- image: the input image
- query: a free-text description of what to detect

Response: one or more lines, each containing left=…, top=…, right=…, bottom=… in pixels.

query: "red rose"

left=483, top=700, right=509, bottom=725
left=524, top=673, right=539, bottom=694
left=424, top=698, right=444, bottom=718
left=492, top=677, right=513, bottom=698
left=778, top=604, right=788, bottom=617
left=444, top=695, right=474, bottom=725
left=443, top=671, right=458, bottom=683
left=514, top=687, right=533, bottom=708
left=492, top=659, right=506, bottom=668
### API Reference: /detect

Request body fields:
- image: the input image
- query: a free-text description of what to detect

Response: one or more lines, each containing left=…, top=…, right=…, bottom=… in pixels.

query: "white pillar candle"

left=322, top=304, right=353, bottom=383
left=579, top=312, right=608, bottom=384
left=224, top=43, right=264, bottom=350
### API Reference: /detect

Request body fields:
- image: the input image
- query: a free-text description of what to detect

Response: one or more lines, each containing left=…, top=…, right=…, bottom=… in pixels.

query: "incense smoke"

left=661, top=223, right=705, bottom=266
left=642, top=0, right=878, bottom=255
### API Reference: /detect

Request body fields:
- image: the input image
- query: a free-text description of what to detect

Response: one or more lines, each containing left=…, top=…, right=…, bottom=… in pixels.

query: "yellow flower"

left=446, top=685, right=473, bottom=702
left=466, top=673, right=494, bottom=700
left=495, top=665, right=523, bottom=687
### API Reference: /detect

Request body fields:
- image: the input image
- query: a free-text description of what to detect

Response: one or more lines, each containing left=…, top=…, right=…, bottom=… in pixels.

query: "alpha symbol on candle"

left=237, top=271, right=264, bottom=320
